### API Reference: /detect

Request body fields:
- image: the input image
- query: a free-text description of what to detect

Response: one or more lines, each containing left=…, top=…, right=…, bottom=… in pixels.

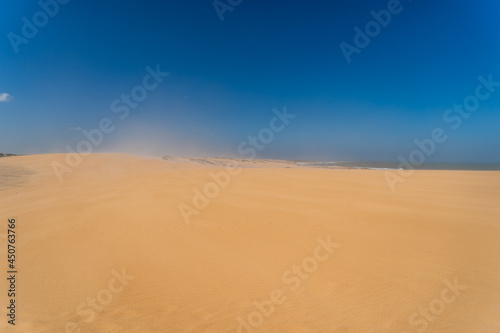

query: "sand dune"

left=1, top=153, right=499, bottom=332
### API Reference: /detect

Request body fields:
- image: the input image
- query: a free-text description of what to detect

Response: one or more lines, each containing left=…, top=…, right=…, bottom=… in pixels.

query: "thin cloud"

left=0, top=93, right=13, bottom=102
left=68, top=126, right=82, bottom=131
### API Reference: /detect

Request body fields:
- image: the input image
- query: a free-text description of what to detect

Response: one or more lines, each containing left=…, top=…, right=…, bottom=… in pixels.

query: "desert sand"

left=1, top=153, right=499, bottom=333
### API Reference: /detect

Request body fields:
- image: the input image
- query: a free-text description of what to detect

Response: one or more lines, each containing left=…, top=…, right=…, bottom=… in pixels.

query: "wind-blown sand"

left=1, top=154, right=499, bottom=332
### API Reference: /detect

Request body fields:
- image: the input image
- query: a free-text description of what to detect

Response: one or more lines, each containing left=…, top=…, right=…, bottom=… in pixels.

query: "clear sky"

left=1, top=0, right=499, bottom=162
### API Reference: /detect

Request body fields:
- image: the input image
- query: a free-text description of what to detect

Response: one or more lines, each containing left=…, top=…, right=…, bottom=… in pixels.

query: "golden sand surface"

left=1, top=153, right=499, bottom=332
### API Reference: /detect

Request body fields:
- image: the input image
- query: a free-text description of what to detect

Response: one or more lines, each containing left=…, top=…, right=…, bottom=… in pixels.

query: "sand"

left=1, top=153, right=499, bottom=333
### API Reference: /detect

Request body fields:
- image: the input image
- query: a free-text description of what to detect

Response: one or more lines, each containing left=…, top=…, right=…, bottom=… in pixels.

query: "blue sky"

left=0, top=0, right=499, bottom=162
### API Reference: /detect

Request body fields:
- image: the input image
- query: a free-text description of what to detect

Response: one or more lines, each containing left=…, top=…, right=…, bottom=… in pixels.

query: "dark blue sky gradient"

left=1, top=0, right=499, bottom=162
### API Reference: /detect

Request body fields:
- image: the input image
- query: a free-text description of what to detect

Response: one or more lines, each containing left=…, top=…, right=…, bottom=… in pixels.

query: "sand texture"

left=1, top=153, right=499, bottom=332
